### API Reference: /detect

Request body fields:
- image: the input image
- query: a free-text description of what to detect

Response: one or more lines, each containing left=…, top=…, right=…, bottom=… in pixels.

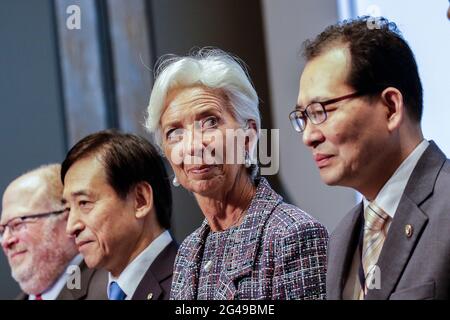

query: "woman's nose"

left=185, top=123, right=204, bottom=157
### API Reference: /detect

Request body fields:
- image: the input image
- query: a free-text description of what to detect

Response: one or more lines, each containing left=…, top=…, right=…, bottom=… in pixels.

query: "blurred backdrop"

left=0, top=0, right=448, bottom=299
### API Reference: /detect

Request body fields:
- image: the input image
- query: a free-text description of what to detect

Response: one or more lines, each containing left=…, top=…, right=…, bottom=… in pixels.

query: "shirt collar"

left=363, top=139, right=429, bottom=218
left=29, top=254, right=83, bottom=300
left=107, top=230, right=172, bottom=300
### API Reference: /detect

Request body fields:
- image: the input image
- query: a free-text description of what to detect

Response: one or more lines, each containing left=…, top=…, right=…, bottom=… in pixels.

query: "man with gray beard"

left=1, top=164, right=107, bottom=300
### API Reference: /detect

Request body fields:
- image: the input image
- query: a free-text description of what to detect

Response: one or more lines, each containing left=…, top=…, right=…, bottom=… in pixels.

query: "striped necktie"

left=359, top=201, right=389, bottom=299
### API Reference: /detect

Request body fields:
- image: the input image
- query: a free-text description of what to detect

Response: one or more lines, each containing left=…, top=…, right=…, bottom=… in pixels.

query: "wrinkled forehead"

left=162, top=86, right=229, bottom=122
left=166, top=86, right=228, bottom=108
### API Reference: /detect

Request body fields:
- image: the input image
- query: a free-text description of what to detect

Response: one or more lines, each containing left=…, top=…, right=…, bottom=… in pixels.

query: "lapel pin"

left=405, top=224, right=413, bottom=238
left=147, top=293, right=153, bottom=300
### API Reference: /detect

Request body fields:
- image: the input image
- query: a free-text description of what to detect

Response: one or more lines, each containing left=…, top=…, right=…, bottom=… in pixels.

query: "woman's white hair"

left=145, top=48, right=261, bottom=147
left=145, top=48, right=262, bottom=181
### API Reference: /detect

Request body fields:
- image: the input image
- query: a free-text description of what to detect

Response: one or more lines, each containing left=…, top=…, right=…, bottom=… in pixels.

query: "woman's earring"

left=172, top=176, right=180, bottom=187
left=244, top=150, right=252, bottom=168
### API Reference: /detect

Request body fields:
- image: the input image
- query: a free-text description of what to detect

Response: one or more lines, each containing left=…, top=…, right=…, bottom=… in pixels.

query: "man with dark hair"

left=290, top=16, right=450, bottom=299
left=61, top=130, right=177, bottom=300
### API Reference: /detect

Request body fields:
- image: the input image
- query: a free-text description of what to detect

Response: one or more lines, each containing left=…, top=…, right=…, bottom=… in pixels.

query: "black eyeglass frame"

left=0, top=209, right=66, bottom=237
left=289, top=91, right=366, bottom=133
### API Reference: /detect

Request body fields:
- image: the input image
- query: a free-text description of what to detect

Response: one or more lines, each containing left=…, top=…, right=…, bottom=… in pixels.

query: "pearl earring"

left=172, top=176, right=180, bottom=187
left=245, top=150, right=252, bottom=168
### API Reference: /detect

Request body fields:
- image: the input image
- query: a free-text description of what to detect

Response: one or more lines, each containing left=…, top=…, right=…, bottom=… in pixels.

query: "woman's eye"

left=202, top=116, right=218, bottom=129
left=166, top=128, right=184, bottom=142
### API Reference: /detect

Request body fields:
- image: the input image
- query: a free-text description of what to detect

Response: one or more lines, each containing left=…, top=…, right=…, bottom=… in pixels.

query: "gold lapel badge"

left=405, top=224, right=413, bottom=238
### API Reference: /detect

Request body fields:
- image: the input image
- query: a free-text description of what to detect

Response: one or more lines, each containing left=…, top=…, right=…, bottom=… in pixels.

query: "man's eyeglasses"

left=0, top=210, right=65, bottom=239
left=289, top=92, right=365, bottom=133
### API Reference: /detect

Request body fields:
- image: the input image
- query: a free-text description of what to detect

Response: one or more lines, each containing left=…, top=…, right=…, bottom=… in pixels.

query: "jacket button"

left=147, top=293, right=153, bottom=300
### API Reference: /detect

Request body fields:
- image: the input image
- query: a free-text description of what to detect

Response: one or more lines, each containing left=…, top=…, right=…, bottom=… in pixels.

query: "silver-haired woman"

left=146, top=48, right=328, bottom=300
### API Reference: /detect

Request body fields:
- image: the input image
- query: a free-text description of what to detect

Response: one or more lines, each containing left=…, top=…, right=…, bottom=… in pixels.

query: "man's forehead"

left=298, top=47, right=351, bottom=104
left=62, top=189, right=95, bottom=202
left=62, top=175, right=99, bottom=198
left=1, top=203, right=29, bottom=223
left=7, top=174, right=45, bottom=195
left=1, top=176, right=50, bottom=217
left=62, top=156, right=108, bottom=199
left=64, top=154, right=105, bottom=181
left=1, top=190, right=50, bottom=223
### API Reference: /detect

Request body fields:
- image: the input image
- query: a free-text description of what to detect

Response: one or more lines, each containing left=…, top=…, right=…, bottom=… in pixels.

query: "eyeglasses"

left=289, top=92, right=365, bottom=133
left=0, top=210, right=65, bottom=239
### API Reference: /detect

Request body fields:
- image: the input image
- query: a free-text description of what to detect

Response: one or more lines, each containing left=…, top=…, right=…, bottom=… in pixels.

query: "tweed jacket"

left=170, top=178, right=329, bottom=300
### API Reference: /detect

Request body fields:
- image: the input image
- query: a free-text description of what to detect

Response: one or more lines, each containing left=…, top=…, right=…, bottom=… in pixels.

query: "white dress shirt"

left=107, top=230, right=172, bottom=300
left=362, top=139, right=429, bottom=219
left=343, top=139, right=429, bottom=299
left=29, top=254, right=83, bottom=300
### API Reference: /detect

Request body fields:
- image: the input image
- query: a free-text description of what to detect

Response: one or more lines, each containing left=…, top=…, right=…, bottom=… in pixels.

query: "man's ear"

left=381, top=87, right=404, bottom=132
left=133, top=181, right=154, bottom=219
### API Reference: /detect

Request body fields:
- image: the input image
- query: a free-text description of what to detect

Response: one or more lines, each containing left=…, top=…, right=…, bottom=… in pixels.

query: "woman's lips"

left=314, top=154, right=334, bottom=168
left=186, top=165, right=217, bottom=177
left=190, top=167, right=211, bottom=174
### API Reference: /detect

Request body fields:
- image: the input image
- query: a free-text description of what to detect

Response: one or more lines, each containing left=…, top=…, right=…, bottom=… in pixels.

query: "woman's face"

left=160, top=86, right=252, bottom=197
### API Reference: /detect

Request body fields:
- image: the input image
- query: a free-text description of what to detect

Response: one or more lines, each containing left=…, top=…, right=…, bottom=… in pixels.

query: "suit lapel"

left=55, top=261, right=95, bottom=300
left=15, top=261, right=97, bottom=300
left=366, top=197, right=428, bottom=299
left=214, top=178, right=282, bottom=299
left=366, top=141, right=446, bottom=299
left=132, top=240, right=178, bottom=300
left=15, top=292, right=28, bottom=300
left=175, top=220, right=210, bottom=299
left=327, top=203, right=363, bottom=299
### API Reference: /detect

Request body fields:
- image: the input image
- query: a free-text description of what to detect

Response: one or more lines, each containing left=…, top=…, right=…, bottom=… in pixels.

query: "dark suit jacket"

left=327, top=141, right=450, bottom=300
left=16, top=261, right=108, bottom=300
left=131, top=240, right=178, bottom=300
